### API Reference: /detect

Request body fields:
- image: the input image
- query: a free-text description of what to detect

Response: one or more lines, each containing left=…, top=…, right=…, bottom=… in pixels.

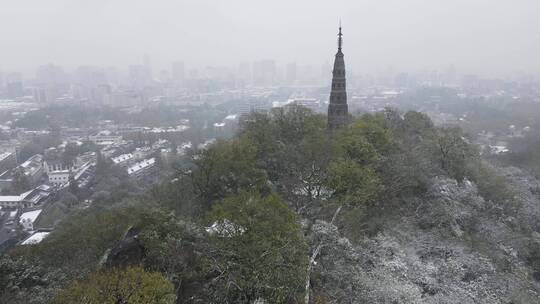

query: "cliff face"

left=310, top=167, right=540, bottom=303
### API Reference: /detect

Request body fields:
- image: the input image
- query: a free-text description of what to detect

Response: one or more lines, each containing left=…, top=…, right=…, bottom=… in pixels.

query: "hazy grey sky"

left=1, top=0, right=539, bottom=76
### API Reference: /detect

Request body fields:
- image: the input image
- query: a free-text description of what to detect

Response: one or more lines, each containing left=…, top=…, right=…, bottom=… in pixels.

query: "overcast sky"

left=1, top=0, right=539, bottom=76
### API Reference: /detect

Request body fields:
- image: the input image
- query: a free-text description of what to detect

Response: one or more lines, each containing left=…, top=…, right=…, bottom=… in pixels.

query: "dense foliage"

left=51, top=267, right=175, bottom=304
left=3, top=105, right=536, bottom=303
left=205, top=191, right=308, bottom=303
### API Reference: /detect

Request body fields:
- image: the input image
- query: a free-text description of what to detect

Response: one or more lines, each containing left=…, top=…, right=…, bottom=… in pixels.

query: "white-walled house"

left=127, top=158, right=156, bottom=179
left=19, top=209, right=42, bottom=231
left=0, top=185, right=52, bottom=209
left=44, top=153, right=96, bottom=187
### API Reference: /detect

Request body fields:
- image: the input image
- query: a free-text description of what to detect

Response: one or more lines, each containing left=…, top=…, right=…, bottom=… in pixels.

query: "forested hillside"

left=2, top=106, right=539, bottom=303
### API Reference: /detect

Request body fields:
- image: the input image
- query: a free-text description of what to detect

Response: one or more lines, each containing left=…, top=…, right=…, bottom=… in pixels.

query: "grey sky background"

left=1, top=0, right=539, bottom=76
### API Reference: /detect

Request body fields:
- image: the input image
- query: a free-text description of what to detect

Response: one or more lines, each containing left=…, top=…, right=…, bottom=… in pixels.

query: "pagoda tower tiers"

left=327, top=25, right=349, bottom=130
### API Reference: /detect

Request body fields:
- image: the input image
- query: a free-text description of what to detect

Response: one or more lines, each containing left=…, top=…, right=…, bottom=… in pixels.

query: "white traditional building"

left=127, top=158, right=156, bottom=179
left=0, top=184, right=52, bottom=209
left=0, top=195, right=26, bottom=209
left=20, top=155, right=45, bottom=184
left=19, top=209, right=42, bottom=231
left=133, top=147, right=152, bottom=160
left=88, top=130, right=123, bottom=145
left=21, top=231, right=50, bottom=245
left=111, top=153, right=134, bottom=167
left=44, top=152, right=96, bottom=187
left=44, top=160, right=71, bottom=186
left=0, top=154, right=44, bottom=190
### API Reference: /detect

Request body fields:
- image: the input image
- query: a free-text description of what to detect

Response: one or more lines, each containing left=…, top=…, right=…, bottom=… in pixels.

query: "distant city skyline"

left=1, top=0, right=540, bottom=78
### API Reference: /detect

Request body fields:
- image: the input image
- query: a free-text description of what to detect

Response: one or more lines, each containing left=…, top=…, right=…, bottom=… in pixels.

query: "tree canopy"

left=204, top=191, right=308, bottom=303
left=51, top=266, right=175, bottom=304
left=3, top=106, right=510, bottom=304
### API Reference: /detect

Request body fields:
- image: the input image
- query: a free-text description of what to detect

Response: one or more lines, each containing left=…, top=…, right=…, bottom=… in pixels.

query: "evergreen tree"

left=52, top=267, right=175, bottom=304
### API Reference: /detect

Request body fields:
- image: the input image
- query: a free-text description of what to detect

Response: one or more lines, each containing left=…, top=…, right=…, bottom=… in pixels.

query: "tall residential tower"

left=327, top=25, right=349, bottom=130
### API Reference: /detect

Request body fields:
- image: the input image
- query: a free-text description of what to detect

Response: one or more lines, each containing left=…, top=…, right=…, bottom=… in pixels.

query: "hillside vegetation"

left=2, top=106, right=539, bottom=303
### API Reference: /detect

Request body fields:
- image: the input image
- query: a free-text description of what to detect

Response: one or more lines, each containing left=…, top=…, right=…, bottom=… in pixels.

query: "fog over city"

left=2, top=0, right=540, bottom=76
left=2, top=1, right=540, bottom=303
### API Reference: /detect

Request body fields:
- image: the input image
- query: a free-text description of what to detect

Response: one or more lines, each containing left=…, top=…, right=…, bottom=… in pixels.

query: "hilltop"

left=1, top=106, right=539, bottom=303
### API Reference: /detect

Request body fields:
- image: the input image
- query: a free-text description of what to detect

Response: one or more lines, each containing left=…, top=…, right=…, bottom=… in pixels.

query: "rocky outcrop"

left=105, top=227, right=145, bottom=268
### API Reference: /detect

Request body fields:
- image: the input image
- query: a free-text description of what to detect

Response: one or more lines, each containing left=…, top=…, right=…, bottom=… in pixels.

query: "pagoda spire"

left=338, top=20, right=343, bottom=52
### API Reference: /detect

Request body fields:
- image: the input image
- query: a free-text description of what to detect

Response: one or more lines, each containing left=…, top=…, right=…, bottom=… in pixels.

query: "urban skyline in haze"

left=1, top=0, right=540, bottom=78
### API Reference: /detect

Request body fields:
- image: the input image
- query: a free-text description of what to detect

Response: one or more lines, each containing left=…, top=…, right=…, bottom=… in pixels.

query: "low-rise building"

left=19, top=209, right=42, bottom=231
left=100, top=146, right=118, bottom=158
left=133, top=147, right=152, bottom=160
left=44, top=153, right=96, bottom=187
left=0, top=195, right=26, bottom=209
left=0, top=154, right=44, bottom=191
left=291, top=97, right=322, bottom=112
left=177, top=142, right=192, bottom=156
left=198, top=138, right=217, bottom=150
left=19, top=154, right=44, bottom=185
left=20, top=231, right=50, bottom=245
left=111, top=153, right=134, bottom=167
left=0, top=184, right=52, bottom=209
left=0, top=152, right=16, bottom=172
left=44, top=160, right=71, bottom=186
left=88, top=130, right=123, bottom=145
left=127, top=158, right=156, bottom=179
